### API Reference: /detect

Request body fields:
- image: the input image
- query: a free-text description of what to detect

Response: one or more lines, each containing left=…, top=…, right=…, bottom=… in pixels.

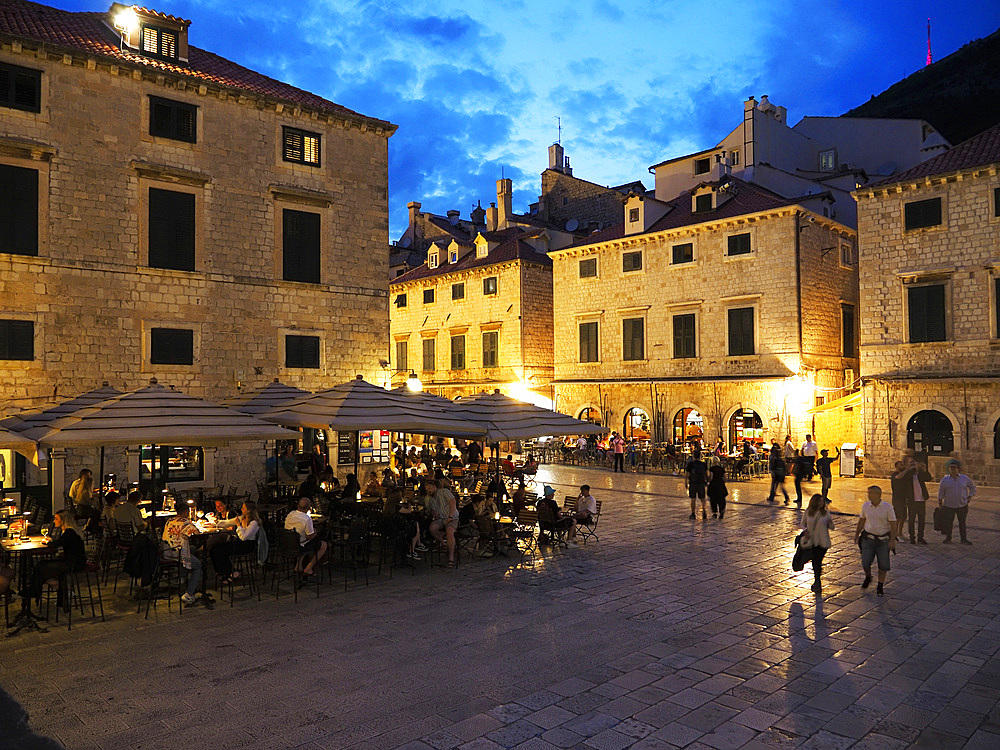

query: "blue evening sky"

left=59, top=0, right=1000, bottom=238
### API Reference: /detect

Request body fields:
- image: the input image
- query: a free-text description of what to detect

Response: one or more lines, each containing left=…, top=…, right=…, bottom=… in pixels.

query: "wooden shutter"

left=673, top=314, right=695, bottom=358
left=0, top=320, right=34, bottom=360
left=908, top=285, right=946, bottom=342
left=0, top=63, right=41, bottom=112
left=579, top=322, right=597, bottom=363
left=728, top=308, right=754, bottom=355
left=395, top=341, right=408, bottom=371
left=451, top=336, right=465, bottom=369
left=150, top=328, right=193, bottom=365
left=624, top=318, right=644, bottom=360
left=422, top=339, right=435, bottom=371
left=0, top=164, right=38, bottom=256
left=286, top=335, right=320, bottom=368
left=282, top=209, right=321, bottom=283
left=482, top=332, right=498, bottom=368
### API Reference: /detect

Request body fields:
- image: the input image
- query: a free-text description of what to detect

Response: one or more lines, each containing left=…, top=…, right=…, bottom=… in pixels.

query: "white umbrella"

left=453, top=389, right=608, bottom=442
left=1, top=382, right=123, bottom=438
left=0, top=425, right=35, bottom=455
left=221, top=379, right=312, bottom=415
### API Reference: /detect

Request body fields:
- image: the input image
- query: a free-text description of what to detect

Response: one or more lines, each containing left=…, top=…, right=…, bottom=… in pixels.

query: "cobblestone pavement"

left=3, top=466, right=999, bottom=750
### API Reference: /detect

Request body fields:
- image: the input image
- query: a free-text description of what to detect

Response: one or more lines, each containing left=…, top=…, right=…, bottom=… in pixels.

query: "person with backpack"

left=766, top=444, right=789, bottom=504
left=685, top=449, right=709, bottom=520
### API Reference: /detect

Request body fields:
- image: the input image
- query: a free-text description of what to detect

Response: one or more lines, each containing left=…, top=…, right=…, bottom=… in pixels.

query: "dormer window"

left=449, top=249, right=458, bottom=264
left=108, top=4, right=190, bottom=63
left=428, top=252, right=439, bottom=269
left=693, top=193, right=712, bottom=213
left=283, top=127, right=321, bottom=166
left=476, top=240, right=489, bottom=258
left=141, top=25, right=178, bottom=59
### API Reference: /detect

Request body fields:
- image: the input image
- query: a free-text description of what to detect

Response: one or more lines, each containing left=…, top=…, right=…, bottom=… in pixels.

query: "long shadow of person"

left=0, top=686, right=62, bottom=750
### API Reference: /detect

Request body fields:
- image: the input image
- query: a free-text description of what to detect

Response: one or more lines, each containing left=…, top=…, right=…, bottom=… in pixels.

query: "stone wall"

left=538, top=169, right=629, bottom=231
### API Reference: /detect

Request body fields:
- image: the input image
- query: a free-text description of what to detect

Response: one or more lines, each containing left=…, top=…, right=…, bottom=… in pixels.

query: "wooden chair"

left=511, top=509, right=538, bottom=563
left=536, top=504, right=568, bottom=548
left=577, top=500, right=603, bottom=544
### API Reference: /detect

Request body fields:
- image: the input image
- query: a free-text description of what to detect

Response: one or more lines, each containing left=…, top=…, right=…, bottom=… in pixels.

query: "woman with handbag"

left=800, top=493, right=834, bottom=594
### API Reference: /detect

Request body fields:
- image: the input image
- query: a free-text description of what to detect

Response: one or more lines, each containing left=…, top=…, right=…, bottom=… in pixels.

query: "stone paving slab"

left=3, top=464, right=999, bottom=749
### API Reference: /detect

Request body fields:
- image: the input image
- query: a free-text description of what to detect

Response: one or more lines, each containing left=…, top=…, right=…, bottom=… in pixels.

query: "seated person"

left=162, top=502, right=204, bottom=605
left=424, top=479, right=458, bottom=568
left=99, top=491, right=120, bottom=536
left=501, top=455, right=516, bottom=477
left=448, top=453, right=465, bottom=477
left=30, top=510, right=86, bottom=607
left=512, top=482, right=530, bottom=519
left=363, top=471, right=381, bottom=497
left=575, top=485, right=597, bottom=525
left=536, top=486, right=576, bottom=543
left=210, top=501, right=262, bottom=584
left=284, top=497, right=327, bottom=576
left=210, top=499, right=237, bottom=525
left=113, top=490, right=148, bottom=533
left=380, top=468, right=398, bottom=493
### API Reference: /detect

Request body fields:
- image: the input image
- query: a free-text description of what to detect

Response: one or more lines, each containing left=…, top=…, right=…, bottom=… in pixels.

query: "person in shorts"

left=685, top=449, right=709, bottom=520
left=425, top=479, right=458, bottom=568
left=854, top=485, right=897, bottom=596
left=284, top=497, right=327, bottom=577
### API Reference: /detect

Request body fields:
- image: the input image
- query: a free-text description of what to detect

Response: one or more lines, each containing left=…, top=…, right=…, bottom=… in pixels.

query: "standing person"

left=69, top=468, right=99, bottom=532
left=906, top=457, right=932, bottom=544
left=610, top=432, right=626, bottom=472
left=854, top=485, right=897, bottom=596
left=766, top=444, right=789, bottom=504
left=800, top=434, right=818, bottom=479
left=707, top=456, right=728, bottom=519
left=425, top=479, right=458, bottom=568
left=800, top=493, right=834, bottom=593
left=783, top=435, right=795, bottom=470
left=685, top=449, right=709, bottom=520
left=938, top=459, right=975, bottom=545
left=889, top=460, right=912, bottom=537
left=309, top=444, right=327, bottom=477
left=792, top=454, right=809, bottom=506
left=815, top=447, right=841, bottom=500
left=467, top=440, right=482, bottom=466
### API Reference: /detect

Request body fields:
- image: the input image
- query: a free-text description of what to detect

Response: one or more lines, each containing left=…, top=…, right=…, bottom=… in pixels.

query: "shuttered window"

left=996, top=278, right=1000, bottom=339
left=579, top=322, right=598, bottom=363
left=149, top=96, right=196, bottom=142
left=141, top=26, right=178, bottom=59
left=422, top=338, right=435, bottom=371
left=282, top=209, right=321, bottom=283
left=482, top=331, right=498, bottom=368
left=672, top=243, right=693, bottom=264
left=0, top=320, right=34, bottom=360
left=623, top=318, right=644, bottom=361
left=452, top=283, right=465, bottom=300
left=579, top=258, right=597, bottom=278
left=282, top=127, right=321, bottom=166
left=904, top=198, right=942, bottom=230
left=395, top=341, right=408, bottom=372
left=0, top=164, right=38, bottom=256
left=149, top=188, right=195, bottom=271
left=727, top=307, right=755, bottom=355
left=394, top=293, right=407, bottom=308
left=907, top=284, right=946, bottom=342
left=423, top=288, right=435, bottom=304
left=622, top=251, right=642, bottom=272
left=842, top=303, right=857, bottom=357
left=694, top=193, right=712, bottom=212
left=286, top=335, right=320, bottom=368
left=150, top=328, right=193, bottom=365
left=672, top=313, right=696, bottom=358
left=727, top=233, right=751, bottom=256
left=450, top=335, right=466, bottom=370
left=0, top=62, right=41, bottom=113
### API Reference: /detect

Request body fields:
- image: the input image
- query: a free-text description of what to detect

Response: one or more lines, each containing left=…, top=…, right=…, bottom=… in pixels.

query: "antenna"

left=555, top=116, right=562, bottom=144
left=926, top=18, right=932, bottom=66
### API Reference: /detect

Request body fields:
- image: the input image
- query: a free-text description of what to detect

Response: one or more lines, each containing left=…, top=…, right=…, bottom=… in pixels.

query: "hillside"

left=844, top=27, right=1000, bottom=145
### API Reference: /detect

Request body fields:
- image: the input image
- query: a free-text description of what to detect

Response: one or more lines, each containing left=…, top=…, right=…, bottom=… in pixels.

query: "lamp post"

left=406, top=372, right=422, bottom=392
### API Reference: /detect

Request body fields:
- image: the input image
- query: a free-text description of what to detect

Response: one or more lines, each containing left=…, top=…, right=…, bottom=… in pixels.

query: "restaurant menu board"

left=337, top=431, right=357, bottom=466
left=359, top=430, right=391, bottom=464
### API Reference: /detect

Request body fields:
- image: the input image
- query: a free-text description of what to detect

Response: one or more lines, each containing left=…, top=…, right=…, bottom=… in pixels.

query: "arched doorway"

left=622, top=407, right=651, bottom=442
left=728, top=408, right=763, bottom=449
left=577, top=406, right=602, bottom=425
left=907, top=410, right=953, bottom=455
left=673, top=408, right=704, bottom=447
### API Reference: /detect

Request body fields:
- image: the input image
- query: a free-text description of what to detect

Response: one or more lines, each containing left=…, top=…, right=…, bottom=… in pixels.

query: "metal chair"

left=576, top=500, right=603, bottom=544
left=328, top=517, right=369, bottom=591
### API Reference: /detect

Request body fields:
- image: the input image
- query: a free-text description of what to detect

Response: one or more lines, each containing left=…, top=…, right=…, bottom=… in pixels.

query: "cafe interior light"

left=406, top=372, right=422, bottom=392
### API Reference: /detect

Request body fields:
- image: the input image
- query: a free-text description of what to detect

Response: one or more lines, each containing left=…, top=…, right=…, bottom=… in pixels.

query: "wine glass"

left=40, top=525, right=50, bottom=538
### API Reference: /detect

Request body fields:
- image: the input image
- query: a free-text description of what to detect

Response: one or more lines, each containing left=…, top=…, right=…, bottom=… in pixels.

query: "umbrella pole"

left=354, top=430, right=359, bottom=479
left=98, top=446, right=105, bottom=504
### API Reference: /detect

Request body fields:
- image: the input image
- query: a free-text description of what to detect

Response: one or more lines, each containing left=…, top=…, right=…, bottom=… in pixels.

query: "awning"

left=453, top=389, right=609, bottom=442
left=807, top=390, right=862, bottom=414
left=221, top=379, right=312, bottom=415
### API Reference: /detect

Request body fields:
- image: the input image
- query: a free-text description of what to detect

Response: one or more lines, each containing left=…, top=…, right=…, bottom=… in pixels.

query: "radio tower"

left=926, top=18, right=933, bottom=66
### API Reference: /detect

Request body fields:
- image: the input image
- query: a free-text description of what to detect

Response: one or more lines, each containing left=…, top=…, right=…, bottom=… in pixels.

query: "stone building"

left=550, top=176, right=859, bottom=449
left=0, top=1, right=395, bottom=495
left=856, top=122, right=1000, bottom=483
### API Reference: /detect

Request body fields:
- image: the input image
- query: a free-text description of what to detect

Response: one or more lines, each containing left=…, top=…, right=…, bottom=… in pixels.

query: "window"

left=422, top=338, right=435, bottom=371
left=904, top=197, right=942, bottom=230
left=579, top=321, right=599, bottom=363
left=623, top=251, right=642, bottom=272
left=907, top=284, right=946, bottom=342
left=694, top=157, right=711, bottom=174
left=282, top=127, right=321, bottom=166
left=141, top=25, right=178, bottom=59
left=282, top=209, right=320, bottom=283
left=672, top=313, right=696, bottom=358
left=672, top=242, right=693, bottom=265
left=394, top=293, right=407, bottom=308
left=149, top=96, right=196, bottom=143
left=395, top=341, right=408, bottom=372
left=150, top=327, right=193, bottom=365
left=450, top=335, right=465, bottom=370
left=482, top=331, right=498, bottom=368
left=0, top=319, right=33, bottom=360
left=428, top=252, right=438, bottom=269
left=423, top=288, right=435, bottom=304
left=452, top=283, right=465, bottom=300
left=819, top=149, right=836, bottom=171
left=285, top=335, right=320, bottom=368
left=0, top=62, right=41, bottom=113
left=142, top=445, right=204, bottom=483
left=841, top=303, right=857, bottom=357
left=994, top=417, right=1000, bottom=460
left=483, top=276, right=498, bottom=295
left=622, top=318, right=644, bottom=361
left=730, top=149, right=740, bottom=166
left=994, top=187, right=1000, bottom=218
left=628, top=208, right=640, bottom=223
left=907, top=410, right=953, bottom=455
left=694, top=193, right=712, bottom=212
left=727, top=233, right=751, bottom=256
left=579, top=258, right=597, bottom=278
left=840, top=241, right=857, bottom=267
left=0, top=164, right=38, bottom=256
left=148, top=188, right=195, bottom=271
left=996, top=278, right=1000, bottom=339
left=727, top=307, right=755, bottom=356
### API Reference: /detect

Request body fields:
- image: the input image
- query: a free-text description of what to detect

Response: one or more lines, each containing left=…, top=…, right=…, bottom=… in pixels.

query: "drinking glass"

left=41, top=525, right=50, bottom=538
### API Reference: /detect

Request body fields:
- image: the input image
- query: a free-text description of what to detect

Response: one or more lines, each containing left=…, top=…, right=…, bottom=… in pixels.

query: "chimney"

left=446, top=209, right=460, bottom=226
left=497, top=178, right=512, bottom=230
left=486, top=202, right=498, bottom=232
left=470, top=200, right=486, bottom=228
left=407, top=201, right=422, bottom=241
left=548, top=142, right=564, bottom=172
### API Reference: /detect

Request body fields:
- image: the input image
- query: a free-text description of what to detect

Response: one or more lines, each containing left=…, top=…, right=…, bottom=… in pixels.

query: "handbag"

left=791, top=532, right=808, bottom=572
left=933, top=505, right=945, bottom=534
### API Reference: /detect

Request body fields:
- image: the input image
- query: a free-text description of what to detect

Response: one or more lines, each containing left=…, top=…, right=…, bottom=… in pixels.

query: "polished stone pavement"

left=3, top=465, right=999, bottom=750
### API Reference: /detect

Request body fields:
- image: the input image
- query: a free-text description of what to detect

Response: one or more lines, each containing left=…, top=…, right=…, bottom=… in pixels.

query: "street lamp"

left=406, top=372, right=422, bottom=392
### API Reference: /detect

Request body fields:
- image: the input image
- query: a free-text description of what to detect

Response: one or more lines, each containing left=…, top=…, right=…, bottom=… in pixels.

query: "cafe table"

left=3, top=535, right=52, bottom=636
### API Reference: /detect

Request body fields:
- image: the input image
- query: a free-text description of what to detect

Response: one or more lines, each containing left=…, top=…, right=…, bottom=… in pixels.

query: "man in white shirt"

left=800, top=435, right=818, bottom=479
left=937, top=459, right=975, bottom=545
left=284, top=497, right=327, bottom=577
left=854, top=485, right=897, bottom=596
left=575, top=485, right=597, bottom=524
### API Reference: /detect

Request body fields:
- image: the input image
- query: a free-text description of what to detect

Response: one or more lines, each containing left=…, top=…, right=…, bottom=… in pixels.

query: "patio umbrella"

left=221, top=379, right=312, bottom=415
left=0, top=425, right=35, bottom=455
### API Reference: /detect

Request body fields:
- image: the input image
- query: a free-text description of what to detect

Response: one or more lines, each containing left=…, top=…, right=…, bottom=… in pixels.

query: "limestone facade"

left=0, top=2, right=395, bottom=495
left=856, top=123, right=1000, bottom=483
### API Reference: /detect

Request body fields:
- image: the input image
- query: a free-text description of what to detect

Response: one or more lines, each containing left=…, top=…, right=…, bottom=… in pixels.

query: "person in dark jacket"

left=901, top=456, right=932, bottom=544
left=792, top=454, right=809, bottom=506
left=30, top=510, right=86, bottom=604
left=707, top=457, right=729, bottom=519
left=766, top=445, right=789, bottom=504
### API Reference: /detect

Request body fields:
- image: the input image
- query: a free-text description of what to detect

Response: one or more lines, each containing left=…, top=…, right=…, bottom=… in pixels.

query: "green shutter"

left=0, top=164, right=38, bottom=256
left=149, top=188, right=195, bottom=271
left=0, top=320, right=34, bottom=360
left=283, top=209, right=321, bottom=283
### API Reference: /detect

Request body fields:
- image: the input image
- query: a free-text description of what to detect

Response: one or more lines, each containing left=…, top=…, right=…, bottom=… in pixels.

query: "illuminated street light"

left=405, top=372, right=422, bottom=392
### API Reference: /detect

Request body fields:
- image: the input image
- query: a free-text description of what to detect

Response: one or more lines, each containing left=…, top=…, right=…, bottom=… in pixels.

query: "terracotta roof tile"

left=391, top=231, right=551, bottom=285
left=867, top=122, right=1000, bottom=188
left=0, top=0, right=394, bottom=129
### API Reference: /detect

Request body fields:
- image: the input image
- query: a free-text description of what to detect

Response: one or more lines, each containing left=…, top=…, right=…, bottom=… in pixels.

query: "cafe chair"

left=328, top=517, right=369, bottom=591
left=219, top=549, right=260, bottom=606
left=144, top=546, right=185, bottom=619
left=576, top=501, right=603, bottom=544
left=44, top=562, right=105, bottom=630
left=511, top=509, right=538, bottom=564
left=536, top=505, right=568, bottom=549
left=272, top=528, right=306, bottom=603
left=110, top=520, right=137, bottom=593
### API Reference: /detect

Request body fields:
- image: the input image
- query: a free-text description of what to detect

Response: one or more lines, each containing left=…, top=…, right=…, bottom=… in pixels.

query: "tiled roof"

left=564, top=177, right=798, bottom=249
left=391, top=229, right=551, bottom=285
left=867, top=122, right=1000, bottom=188
left=0, top=0, right=394, bottom=130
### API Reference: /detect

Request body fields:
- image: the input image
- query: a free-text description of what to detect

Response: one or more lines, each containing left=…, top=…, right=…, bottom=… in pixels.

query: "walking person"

left=783, top=434, right=795, bottom=469
left=815, top=447, right=840, bottom=500
left=854, top=485, right=897, bottom=596
left=610, top=432, right=625, bottom=472
left=792, top=453, right=809, bottom=506
left=707, top=456, right=728, bottom=519
left=938, top=459, right=975, bottom=545
left=800, top=435, right=818, bottom=479
left=766, top=444, right=789, bottom=504
left=800, top=493, right=834, bottom=594
left=889, top=460, right=912, bottom=538
left=685, top=449, right=709, bottom=520
left=906, top=457, right=932, bottom=544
